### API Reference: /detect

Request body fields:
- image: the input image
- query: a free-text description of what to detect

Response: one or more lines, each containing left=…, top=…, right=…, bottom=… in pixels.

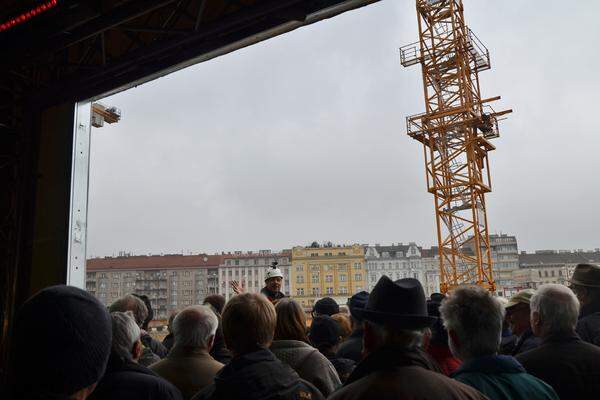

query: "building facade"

left=514, top=249, right=600, bottom=289
left=218, top=250, right=291, bottom=300
left=365, top=243, right=424, bottom=290
left=86, top=254, right=223, bottom=319
left=420, top=247, right=442, bottom=297
left=291, top=244, right=366, bottom=308
left=489, top=234, right=520, bottom=296
left=364, top=243, right=441, bottom=297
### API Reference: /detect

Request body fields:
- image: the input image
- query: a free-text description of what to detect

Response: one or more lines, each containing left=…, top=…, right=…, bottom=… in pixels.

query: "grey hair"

left=109, top=294, right=148, bottom=328
left=531, top=284, right=580, bottom=335
left=173, top=305, right=219, bottom=349
left=440, top=286, right=504, bottom=360
left=111, top=311, right=141, bottom=361
left=365, top=320, right=424, bottom=349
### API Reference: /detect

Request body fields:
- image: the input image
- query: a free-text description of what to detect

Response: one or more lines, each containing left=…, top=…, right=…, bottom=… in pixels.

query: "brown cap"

left=570, top=263, right=600, bottom=288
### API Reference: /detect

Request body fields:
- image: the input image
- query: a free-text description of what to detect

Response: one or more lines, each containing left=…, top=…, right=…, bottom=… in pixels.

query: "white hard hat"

left=265, top=262, right=284, bottom=281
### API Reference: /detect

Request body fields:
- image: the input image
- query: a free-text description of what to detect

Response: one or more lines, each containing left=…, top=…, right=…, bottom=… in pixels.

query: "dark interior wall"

left=28, top=102, right=76, bottom=295
left=0, top=101, right=76, bottom=384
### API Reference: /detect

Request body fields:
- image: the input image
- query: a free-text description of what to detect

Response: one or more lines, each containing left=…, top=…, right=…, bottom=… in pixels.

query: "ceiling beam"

left=2, top=0, right=179, bottom=68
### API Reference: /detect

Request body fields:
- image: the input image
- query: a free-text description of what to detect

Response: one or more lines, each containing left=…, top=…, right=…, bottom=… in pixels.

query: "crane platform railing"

left=400, top=26, right=490, bottom=72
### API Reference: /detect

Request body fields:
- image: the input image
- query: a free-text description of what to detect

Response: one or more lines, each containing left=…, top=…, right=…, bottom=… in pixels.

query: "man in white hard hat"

left=261, top=262, right=286, bottom=302
left=230, top=262, right=286, bottom=303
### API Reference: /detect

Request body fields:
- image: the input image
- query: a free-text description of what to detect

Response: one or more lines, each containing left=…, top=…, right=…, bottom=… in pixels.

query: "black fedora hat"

left=354, top=276, right=436, bottom=329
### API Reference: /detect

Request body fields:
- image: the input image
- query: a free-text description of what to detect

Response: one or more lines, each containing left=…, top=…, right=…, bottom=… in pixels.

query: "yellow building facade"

left=291, top=244, right=366, bottom=308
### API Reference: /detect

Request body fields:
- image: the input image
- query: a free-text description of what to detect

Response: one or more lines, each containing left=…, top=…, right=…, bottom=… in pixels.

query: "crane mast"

left=400, top=0, right=511, bottom=293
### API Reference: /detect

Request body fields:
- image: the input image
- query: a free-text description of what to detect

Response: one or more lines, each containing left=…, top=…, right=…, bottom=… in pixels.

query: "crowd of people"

left=6, top=262, right=600, bottom=400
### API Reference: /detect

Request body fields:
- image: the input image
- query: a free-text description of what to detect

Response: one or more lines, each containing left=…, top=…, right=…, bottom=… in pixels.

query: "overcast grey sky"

left=87, top=0, right=600, bottom=257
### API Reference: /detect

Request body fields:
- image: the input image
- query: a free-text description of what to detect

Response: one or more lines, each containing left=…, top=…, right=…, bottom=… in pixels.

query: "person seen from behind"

left=191, top=293, right=324, bottom=400
left=331, top=313, right=352, bottom=341
left=9, top=285, right=112, bottom=400
left=569, top=263, right=600, bottom=345
left=270, top=298, right=341, bottom=396
left=440, top=286, right=558, bottom=400
left=425, top=296, right=461, bottom=375
left=516, top=284, right=600, bottom=400
left=202, top=294, right=233, bottom=364
left=132, top=293, right=170, bottom=359
left=329, top=276, right=487, bottom=400
left=150, top=305, right=224, bottom=399
left=109, top=294, right=167, bottom=365
left=308, top=315, right=356, bottom=383
left=162, top=309, right=179, bottom=352
left=312, top=297, right=340, bottom=317
left=335, top=291, right=369, bottom=362
left=89, top=311, right=182, bottom=400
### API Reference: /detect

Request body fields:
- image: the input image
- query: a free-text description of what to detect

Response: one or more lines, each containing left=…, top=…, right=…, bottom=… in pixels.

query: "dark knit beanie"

left=347, top=291, right=369, bottom=320
left=309, top=315, right=341, bottom=347
left=313, top=297, right=340, bottom=316
left=12, top=285, right=112, bottom=397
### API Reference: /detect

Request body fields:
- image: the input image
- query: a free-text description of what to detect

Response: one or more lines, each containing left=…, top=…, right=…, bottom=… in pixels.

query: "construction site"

left=2, top=0, right=599, bottom=395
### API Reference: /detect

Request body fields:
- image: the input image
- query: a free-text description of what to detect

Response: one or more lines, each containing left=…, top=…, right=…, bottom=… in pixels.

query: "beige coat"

left=150, top=347, right=223, bottom=400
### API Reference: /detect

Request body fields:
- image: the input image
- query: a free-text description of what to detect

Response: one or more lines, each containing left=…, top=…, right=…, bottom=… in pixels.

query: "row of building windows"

left=539, top=269, right=563, bottom=278
left=89, top=270, right=197, bottom=280
left=295, top=286, right=361, bottom=296
left=309, top=252, right=348, bottom=257
left=221, top=268, right=288, bottom=276
left=295, top=263, right=362, bottom=272
left=225, top=257, right=288, bottom=266
left=296, top=273, right=362, bottom=283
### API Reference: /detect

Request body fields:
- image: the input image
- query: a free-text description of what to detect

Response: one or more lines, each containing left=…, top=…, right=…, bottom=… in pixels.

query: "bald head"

left=172, top=305, right=219, bottom=349
left=530, top=284, right=580, bottom=337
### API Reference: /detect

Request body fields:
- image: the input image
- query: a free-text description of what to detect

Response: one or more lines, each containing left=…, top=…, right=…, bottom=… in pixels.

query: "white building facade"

left=365, top=243, right=436, bottom=295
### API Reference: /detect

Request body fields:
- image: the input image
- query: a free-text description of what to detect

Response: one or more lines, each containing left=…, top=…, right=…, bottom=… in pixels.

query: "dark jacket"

left=162, top=333, right=175, bottom=352
left=191, top=348, right=324, bottom=400
left=328, top=346, right=488, bottom=400
left=517, top=334, right=600, bottom=400
left=452, top=355, right=558, bottom=400
left=210, top=324, right=233, bottom=364
left=500, top=335, right=516, bottom=355
left=320, top=349, right=356, bottom=384
left=142, top=332, right=169, bottom=358
left=89, top=355, right=182, bottom=400
left=335, top=328, right=363, bottom=363
left=139, top=347, right=161, bottom=367
left=510, top=329, right=541, bottom=356
left=576, top=302, right=600, bottom=346
left=261, top=287, right=285, bottom=303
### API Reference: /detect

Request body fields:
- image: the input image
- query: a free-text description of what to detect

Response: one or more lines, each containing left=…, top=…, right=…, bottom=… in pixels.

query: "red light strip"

left=0, top=0, right=58, bottom=33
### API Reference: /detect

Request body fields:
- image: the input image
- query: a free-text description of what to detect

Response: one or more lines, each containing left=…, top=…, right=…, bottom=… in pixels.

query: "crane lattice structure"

left=400, top=0, right=511, bottom=293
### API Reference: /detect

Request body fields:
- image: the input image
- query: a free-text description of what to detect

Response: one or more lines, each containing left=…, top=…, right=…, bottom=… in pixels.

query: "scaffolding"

left=400, top=0, right=511, bottom=293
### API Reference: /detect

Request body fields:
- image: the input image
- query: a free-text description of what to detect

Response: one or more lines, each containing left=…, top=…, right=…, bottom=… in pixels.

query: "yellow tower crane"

left=400, top=0, right=512, bottom=293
